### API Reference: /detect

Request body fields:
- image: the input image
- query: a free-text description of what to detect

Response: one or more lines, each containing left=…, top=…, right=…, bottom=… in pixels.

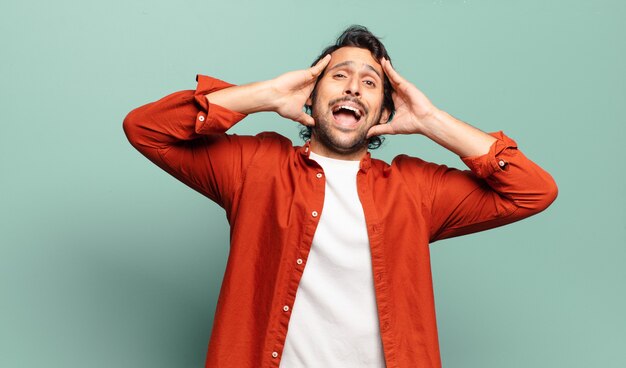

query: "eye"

left=333, top=73, right=346, bottom=78
left=364, top=80, right=376, bottom=87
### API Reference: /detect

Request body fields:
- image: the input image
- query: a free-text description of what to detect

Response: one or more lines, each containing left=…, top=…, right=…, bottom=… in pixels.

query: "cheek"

left=318, top=79, right=346, bottom=96
left=366, top=94, right=385, bottom=115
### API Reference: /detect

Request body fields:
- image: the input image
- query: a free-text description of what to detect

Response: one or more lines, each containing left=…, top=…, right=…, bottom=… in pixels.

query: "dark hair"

left=300, top=25, right=395, bottom=150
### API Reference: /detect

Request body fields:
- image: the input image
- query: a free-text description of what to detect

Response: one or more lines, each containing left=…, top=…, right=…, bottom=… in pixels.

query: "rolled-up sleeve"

left=193, top=75, right=248, bottom=135
left=428, top=131, right=558, bottom=241
left=123, top=75, right=260, bottom=211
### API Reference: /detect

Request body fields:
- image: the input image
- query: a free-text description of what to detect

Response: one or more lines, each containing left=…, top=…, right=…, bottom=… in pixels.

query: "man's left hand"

left=367, top=58, right=439, bottom=138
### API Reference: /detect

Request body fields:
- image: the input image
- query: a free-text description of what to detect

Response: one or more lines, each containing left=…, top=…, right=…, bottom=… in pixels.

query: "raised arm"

left=367, top=58, right=498, bottom=157
left=122, top=75, right=252, bottom=210
left=205, top=54, right=331, bottom=126
left=122, top=56, right=331, bottom=211
left=368, top=58, right=558, bottom=241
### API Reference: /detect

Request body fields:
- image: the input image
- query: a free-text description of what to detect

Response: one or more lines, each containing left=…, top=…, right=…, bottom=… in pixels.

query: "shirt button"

left=198, top=115, right=205, bottom=122
left=316, top=173, right=323, bottom=179
left=311, top=211, right=318, bottom=217
left=498, top=159, right=506, bottom=167
left=272, top=352, right=278, bottom=358
left=296, top=258, right=303, bottom=265
left=283, top=305, right=290, bottom=312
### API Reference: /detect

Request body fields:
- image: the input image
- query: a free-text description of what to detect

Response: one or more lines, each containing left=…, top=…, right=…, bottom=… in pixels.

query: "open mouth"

left=332, top=104, right=364, bottom=128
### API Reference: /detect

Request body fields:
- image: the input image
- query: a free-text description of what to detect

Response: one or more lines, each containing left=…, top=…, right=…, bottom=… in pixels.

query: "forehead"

left=328, top=46, right=382, bottom=76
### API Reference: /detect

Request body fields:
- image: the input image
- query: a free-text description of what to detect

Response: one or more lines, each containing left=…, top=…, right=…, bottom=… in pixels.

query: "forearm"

left=420, top=109, right=497, bottom=158
left=207, top=56, right=330, bottom=127
left=205, top=80, right=276, bottom=115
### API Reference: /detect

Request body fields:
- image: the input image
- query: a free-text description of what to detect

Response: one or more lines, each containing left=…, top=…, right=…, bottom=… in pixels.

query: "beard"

left=310, top=96, right=383, bottom=155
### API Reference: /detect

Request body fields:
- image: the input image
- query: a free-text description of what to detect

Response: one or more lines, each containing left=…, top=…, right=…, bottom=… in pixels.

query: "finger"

left=366, top=123, right=395, bottom=139
left=294, top=112, right=315, bottom=127
left=309, top=54, right=332, bottom=78
left=381, top=58, right=406, bottom=87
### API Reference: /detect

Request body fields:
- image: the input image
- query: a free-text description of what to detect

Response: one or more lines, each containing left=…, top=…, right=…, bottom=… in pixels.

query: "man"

left=123, top=25, right=557, bottom=368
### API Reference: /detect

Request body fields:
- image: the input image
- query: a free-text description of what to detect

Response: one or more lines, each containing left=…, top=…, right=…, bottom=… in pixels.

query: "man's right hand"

left=205, top=54, right=331, bottom=127
left=266, top=54, right=331, bottom=126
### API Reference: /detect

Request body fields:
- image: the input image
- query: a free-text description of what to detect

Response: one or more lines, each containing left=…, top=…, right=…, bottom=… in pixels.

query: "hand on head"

left=269, top=54, right=332, bottom=127
left=366, top=58, right=438, bottom=138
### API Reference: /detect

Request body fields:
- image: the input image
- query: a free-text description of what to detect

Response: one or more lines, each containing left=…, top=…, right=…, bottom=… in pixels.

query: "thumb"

left=367, top=123, right=394, bottom=139
left=309, top=54, right=332, bottom=79
left=294, top=112, right=315, bottom=127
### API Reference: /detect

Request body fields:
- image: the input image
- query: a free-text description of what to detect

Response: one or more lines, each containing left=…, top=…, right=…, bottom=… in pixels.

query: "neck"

left=309, top=137, right=368, bottom=161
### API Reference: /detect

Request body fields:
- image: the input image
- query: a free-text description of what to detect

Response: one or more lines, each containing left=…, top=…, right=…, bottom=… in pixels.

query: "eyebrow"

left=327, top=61, right=382, bottom=80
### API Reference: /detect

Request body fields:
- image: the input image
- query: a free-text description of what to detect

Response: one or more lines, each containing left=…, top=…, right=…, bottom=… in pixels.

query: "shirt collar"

left=299, top=140, right=372, bottom=172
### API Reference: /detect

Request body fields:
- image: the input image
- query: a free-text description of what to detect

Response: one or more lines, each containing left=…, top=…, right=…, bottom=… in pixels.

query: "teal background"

left=1, top=0, right=624, bottom=367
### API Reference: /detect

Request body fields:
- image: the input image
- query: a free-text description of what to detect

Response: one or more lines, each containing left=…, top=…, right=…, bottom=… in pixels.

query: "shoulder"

left=230, top=131, right=300, bottom=163
left=370, top=153, right=449, bottom=176
left=369, top=154, right=462, bottom=196
left=255, top=131, right=294, bottom=145
left=253, top=131, right=298, bottom=153
left=222, top=131, right=293, bottom=147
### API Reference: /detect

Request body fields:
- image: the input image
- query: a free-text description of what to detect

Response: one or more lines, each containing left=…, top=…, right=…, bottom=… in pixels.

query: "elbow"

left=533, top=175, right=559, bottom=213
left=122, top=107, right=147, bottom=149
left=547, top=177, right=559, bottom=203
left=122, top=108, right=138, bottom=142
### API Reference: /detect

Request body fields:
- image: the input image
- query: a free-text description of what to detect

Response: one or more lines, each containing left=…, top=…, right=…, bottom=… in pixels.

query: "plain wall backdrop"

left=1, top=0, right=624, bottom=367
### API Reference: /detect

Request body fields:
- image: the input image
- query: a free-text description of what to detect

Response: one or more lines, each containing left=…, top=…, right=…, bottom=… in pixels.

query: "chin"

left=313, top=127, right=368, bottom=153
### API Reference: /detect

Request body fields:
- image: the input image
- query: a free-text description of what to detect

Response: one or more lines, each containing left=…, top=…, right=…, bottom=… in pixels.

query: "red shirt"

left=123, top=75, right=558, bottom=368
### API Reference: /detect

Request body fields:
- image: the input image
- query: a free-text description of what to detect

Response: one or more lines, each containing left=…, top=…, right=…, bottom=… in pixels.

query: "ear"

left=379, top=108, right=391, bottom=125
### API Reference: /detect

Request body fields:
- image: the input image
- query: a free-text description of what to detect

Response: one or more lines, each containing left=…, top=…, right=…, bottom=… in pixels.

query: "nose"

left=343, top=76, right=361, bottom=97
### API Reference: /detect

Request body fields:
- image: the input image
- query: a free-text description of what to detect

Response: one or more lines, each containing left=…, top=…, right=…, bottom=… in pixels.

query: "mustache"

left=328, top=96, right=368, bottom=115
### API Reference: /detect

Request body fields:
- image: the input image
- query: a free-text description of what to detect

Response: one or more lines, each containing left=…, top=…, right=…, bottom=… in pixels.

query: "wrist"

left=256, top=79, right=282, bottom=113
left=415, top=107, right=444, bottom=136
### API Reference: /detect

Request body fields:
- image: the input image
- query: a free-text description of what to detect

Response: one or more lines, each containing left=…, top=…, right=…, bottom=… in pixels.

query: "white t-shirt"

left=280, top=151, right=386, bottom=367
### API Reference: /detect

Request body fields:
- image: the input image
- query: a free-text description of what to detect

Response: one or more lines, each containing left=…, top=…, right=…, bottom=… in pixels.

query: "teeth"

left=337, top=105, right=361, bottom=118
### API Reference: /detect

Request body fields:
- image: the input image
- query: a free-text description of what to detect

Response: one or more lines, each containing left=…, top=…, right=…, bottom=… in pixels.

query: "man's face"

left=308, top=46, right=389, bottom=157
